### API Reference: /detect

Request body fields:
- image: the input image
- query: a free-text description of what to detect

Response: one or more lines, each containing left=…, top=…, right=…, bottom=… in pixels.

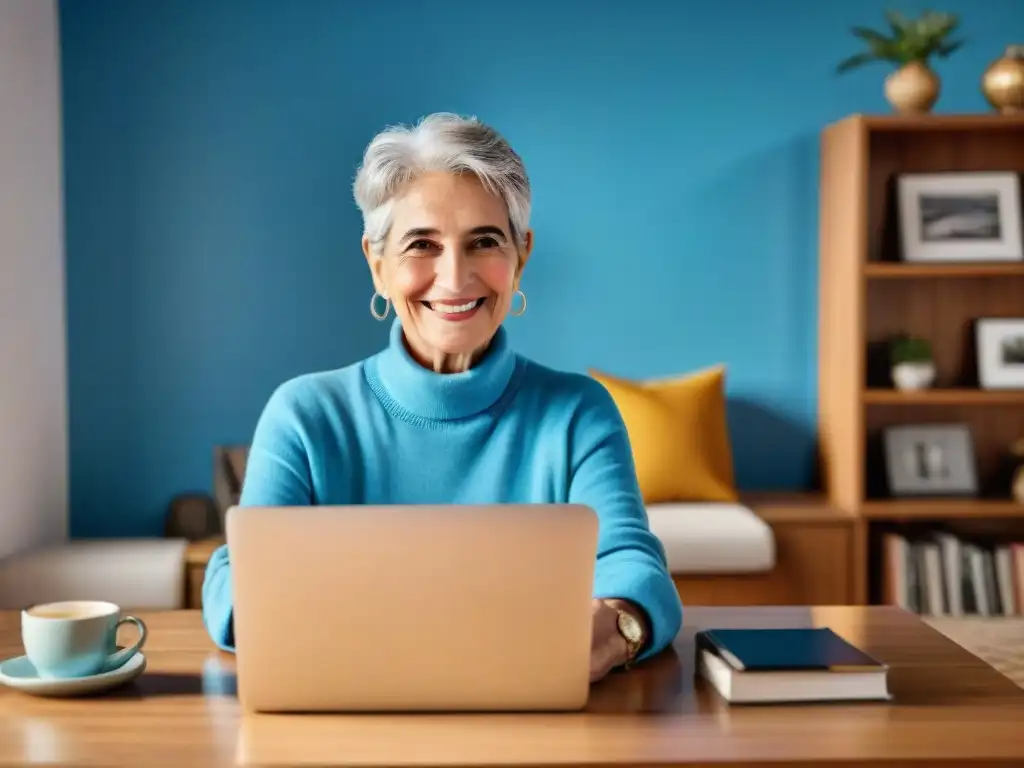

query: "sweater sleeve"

left=202, top=382, right=314, bottom=651
left=568, top=379, right=683, bottom=661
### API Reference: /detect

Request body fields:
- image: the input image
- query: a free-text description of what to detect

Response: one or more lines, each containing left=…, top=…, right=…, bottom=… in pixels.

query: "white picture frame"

left=883, top=424, right=978, bottom=497
left=896, top=172, right=1024, bottom=263
left=976, top=318, right=1024, bottom=390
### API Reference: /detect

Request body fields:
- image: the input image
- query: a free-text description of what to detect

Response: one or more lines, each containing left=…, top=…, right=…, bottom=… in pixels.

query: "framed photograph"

left=883, top=424, right=978, bottom=497
left=896, top=172, right=1023, bottom=262
left=976, top=318, right=1024, bottom=389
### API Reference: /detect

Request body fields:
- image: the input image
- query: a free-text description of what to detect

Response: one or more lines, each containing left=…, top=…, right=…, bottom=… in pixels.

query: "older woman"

left=202, top=113, right=682, bottom=682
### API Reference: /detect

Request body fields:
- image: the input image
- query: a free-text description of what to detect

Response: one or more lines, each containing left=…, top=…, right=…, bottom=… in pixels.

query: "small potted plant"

left=889, top=335, right=936, bottom=390
left=836, top=10, right=964, bottom=114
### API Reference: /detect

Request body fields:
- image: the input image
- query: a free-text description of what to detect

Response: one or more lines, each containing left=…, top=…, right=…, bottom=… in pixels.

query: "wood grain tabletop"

left=2, top=605, right=1023, bottom=767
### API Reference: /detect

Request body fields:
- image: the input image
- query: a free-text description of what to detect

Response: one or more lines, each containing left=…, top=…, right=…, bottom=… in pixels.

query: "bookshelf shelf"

left=864, top=263, right=1024, bottom=279
left=862, top=499, right=1024, bottom=521
left=863, top=389, right=1024, bottom=406
left=855, top=113, right=1024, bottom=131
left=819, top=113, right=1024, bottom=613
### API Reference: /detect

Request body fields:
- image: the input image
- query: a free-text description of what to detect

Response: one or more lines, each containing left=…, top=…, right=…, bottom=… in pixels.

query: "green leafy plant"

left=889, top=335, right=933, bottom=365
left=837, top=9, right=964, bottom=73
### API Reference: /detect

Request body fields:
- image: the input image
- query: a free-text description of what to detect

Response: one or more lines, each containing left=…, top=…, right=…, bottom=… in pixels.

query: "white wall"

left=0, top=0, right=68, bottom=559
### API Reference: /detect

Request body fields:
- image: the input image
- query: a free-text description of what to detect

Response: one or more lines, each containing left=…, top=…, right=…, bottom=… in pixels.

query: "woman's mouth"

left=421, top=298, right=486, bottom=321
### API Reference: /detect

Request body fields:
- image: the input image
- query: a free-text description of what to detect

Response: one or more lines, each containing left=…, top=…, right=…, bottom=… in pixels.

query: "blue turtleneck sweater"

left=202, top=320, right=682, bottom=659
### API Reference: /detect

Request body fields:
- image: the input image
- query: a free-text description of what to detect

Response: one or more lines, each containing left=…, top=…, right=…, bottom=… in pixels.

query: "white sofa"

left=0, top=538, right=189, bottom=611
left=0, top=502, right=773, bottom=611
left=646, top=502, right=775, bottom=574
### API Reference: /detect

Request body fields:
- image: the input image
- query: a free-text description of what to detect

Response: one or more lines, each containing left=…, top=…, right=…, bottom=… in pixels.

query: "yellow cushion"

left=589, top=365, right=737, bottom=503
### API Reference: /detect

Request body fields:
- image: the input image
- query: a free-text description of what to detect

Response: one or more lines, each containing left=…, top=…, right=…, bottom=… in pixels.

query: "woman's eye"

left=408, top=240, right=435, bottom=251
left=473, top=237, right=499, bottom=249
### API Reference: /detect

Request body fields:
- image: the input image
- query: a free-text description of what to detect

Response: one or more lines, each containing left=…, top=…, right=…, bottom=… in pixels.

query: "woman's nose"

left=434, top=246, right=471, bottom=291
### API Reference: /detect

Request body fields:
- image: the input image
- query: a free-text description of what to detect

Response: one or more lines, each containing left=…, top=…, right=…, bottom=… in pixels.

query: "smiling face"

left=363, top=172, right=532, bottom=371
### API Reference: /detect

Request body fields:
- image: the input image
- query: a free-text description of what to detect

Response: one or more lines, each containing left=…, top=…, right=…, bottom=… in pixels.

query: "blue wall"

left=59, top=0, right=1023, bottom=537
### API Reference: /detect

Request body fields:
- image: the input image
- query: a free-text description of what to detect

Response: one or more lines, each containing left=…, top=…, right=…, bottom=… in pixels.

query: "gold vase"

left=884, top=61, right=941, bottom=114
left=1013, top=465, right=1024, bottom=503
left=982, top=45, right=1024, bottom=114
left=1011, top=439, right=1024, bottom=503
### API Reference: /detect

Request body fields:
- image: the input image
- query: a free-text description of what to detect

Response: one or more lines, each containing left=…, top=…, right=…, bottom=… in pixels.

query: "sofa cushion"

left=646, top=502, right=775, bottom=574
left=0, top=538, right=189, bottom=611
left=588, top=366, right=737, bottom=504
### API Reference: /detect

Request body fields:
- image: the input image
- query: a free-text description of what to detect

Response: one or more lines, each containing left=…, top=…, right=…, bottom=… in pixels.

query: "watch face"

left=618, top=611, right=643, bottom=644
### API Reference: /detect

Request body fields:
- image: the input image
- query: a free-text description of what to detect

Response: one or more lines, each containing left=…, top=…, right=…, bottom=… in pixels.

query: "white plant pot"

left=892, top=361, right=936, bottom=391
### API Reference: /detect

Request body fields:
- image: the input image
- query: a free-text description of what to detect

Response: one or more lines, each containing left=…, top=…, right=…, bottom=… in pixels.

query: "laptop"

left=226, top=503, right=599, bottom=713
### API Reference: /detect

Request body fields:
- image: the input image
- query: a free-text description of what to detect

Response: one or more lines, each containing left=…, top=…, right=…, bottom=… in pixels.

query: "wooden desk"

left=2, top=606, right=1023, bottom=767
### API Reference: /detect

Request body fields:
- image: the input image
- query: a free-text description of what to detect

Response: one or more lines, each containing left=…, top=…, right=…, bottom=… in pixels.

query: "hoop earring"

left=370, top=291, right=391, bottom=321
left=510, top=288, right=527, bottom=317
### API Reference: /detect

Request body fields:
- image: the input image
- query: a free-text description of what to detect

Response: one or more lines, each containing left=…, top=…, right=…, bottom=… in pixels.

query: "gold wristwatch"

left=616, top=608, right=645, bottom=668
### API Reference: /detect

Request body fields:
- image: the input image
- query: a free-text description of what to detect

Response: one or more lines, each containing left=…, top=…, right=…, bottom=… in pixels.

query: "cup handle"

left=104, top=616, right=148, bottom=673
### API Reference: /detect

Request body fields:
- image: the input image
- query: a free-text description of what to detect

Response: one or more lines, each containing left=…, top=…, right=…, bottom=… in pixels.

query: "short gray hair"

left=353, top=113, right=531, bottom=257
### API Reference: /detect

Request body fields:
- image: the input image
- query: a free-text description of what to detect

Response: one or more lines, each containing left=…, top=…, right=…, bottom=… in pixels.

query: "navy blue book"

left=696, top=628, right=890, bottom=704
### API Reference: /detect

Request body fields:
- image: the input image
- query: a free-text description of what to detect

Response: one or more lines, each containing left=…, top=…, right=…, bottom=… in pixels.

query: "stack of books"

left=882, top=529, right=1024, bottom=617
left=696, top=627, right=891, bottom=705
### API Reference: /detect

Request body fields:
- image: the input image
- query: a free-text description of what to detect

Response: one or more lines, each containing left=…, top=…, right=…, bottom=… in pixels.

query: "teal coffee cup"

left=21, top=600, right=147, bottom=679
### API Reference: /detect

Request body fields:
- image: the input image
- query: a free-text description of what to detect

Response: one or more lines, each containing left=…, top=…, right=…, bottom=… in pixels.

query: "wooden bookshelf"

left=818, top=113, right=1024, bottom=609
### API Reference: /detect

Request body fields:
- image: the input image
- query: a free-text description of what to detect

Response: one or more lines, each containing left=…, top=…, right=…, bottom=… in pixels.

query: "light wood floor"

left=923, top=616, right=1024, bottom=687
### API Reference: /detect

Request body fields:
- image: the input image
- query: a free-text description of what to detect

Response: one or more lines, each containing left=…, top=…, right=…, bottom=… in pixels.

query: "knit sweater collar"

left=372, top=319, right=517, bottom=421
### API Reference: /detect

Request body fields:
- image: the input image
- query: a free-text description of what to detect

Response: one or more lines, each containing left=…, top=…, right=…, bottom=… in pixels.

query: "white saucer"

left=0, top=652, right=146, bottom=697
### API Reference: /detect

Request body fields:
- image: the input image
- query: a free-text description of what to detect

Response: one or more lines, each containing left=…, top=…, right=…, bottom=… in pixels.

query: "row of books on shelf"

left=882, top=529, right=1024, bottom=617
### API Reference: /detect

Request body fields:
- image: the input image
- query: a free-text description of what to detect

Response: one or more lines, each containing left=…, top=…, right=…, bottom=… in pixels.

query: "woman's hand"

left=589, top=599, right=630, bottom=683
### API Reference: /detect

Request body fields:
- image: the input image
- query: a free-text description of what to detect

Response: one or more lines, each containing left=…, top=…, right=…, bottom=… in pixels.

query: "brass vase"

left=982, top=45, right=1024, bottom=114
left=1013, top=465, right=1024, bottom=503
left=1011, top=439, right=1024, bottom=503
left=884, top=61, right=940, bottom=114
